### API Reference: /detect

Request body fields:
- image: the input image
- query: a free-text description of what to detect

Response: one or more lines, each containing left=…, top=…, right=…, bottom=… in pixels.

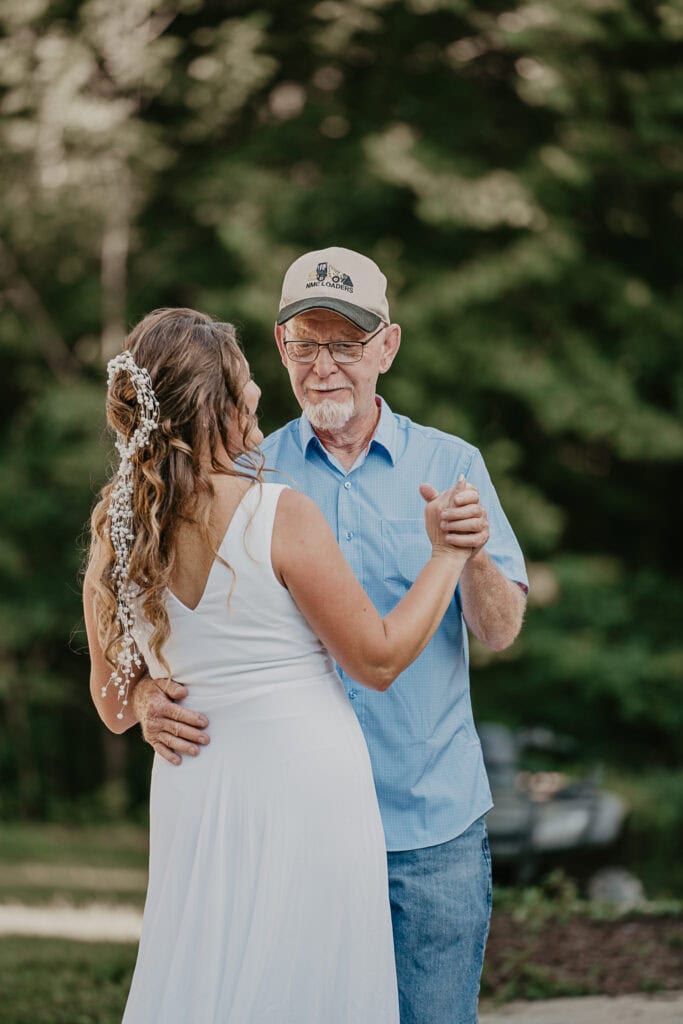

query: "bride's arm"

left=271, top=487, right=471, bottom=692
left=83, top=575, right=147, bottom=733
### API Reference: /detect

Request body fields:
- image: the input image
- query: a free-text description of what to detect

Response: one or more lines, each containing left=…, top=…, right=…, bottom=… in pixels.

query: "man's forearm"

left=459, top=550, right=526, bottom=651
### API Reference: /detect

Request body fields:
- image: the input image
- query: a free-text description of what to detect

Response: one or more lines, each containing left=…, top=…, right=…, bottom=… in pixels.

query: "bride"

left=83, top=307, right=470, bottom=1023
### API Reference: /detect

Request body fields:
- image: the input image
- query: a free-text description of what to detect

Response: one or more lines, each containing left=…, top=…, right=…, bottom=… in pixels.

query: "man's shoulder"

left=394, top=410, right=480, bottom=461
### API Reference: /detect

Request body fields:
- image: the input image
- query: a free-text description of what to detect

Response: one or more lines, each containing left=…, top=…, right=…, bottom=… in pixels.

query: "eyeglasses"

left=283, top=323, right=387, bottom=364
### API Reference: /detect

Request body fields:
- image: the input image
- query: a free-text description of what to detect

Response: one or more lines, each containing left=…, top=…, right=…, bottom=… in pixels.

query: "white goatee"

left=303, top=395, right=355, bottom=431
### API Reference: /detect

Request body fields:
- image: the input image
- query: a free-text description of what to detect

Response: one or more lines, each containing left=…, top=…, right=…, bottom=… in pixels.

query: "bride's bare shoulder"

left=275, top=487, right=328, bottom=535
left=271, top=489, right=333, bottom=583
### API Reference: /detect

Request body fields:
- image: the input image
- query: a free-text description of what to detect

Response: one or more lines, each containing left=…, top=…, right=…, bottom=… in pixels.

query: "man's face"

left=274, top=310, right=400, bottom=433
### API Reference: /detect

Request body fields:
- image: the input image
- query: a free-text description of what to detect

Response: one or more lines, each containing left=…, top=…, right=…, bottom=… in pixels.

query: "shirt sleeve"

left=465, top=448, right=529, bottom=592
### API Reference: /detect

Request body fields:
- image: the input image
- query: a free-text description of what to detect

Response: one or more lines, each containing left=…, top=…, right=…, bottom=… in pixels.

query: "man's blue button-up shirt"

left=261, top=397, right=528, bottom=851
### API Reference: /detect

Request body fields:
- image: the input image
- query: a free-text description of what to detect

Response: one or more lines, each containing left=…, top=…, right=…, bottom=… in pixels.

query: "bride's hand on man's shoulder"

left=131, top=676, right=211, bottom=766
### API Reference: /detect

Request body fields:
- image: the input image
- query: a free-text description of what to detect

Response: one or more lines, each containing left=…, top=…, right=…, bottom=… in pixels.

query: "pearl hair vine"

left=102, top=350, right=160, bottom=719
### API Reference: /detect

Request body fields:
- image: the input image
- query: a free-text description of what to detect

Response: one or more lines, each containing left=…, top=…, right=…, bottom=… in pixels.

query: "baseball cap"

left=277, top=246, right=390, bottom=332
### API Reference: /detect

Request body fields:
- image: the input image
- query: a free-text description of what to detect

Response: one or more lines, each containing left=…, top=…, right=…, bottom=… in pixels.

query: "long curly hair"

left=86, top=307, right=264, bottom=678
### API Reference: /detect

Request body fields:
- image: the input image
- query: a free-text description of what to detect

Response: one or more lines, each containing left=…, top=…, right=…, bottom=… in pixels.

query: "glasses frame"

left=283, top=323, right=388, bottom=364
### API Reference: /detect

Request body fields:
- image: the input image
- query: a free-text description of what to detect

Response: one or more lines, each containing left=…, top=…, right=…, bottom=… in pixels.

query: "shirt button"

left=349, top=689, right=357, bottom=700
left=345, top=530, right=353, bottom=540
left=344, top=481, right=352, bottom=490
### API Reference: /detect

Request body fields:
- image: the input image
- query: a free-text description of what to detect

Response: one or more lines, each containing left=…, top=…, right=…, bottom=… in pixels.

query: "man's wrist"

left=129, top=675, right=151, bottom=723
left=460, top=547, right=487, bottom=574
left=431, top=544, right=470, bottom=565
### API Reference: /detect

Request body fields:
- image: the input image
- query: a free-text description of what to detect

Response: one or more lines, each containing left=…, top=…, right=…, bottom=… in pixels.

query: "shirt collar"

left=299, top=395, right=397, bottom=466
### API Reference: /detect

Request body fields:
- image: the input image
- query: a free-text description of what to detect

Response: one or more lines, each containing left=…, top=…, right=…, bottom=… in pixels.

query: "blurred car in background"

left=479, top=722, right=636, bottom=898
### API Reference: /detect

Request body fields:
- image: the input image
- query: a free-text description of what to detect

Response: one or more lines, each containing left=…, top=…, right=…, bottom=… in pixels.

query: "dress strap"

left=229, top=483, right=289, bottom=568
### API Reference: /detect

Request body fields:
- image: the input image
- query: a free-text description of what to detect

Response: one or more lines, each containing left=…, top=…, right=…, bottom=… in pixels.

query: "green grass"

left=0, top=824, right=148, bottom=869
left=0, top=937, right=136, bottom=1024
left=0, top=886, right=146, bottom=908
left=0, top=823, right=148, bottom=907
left=0, top=827, right=144, bottom=1020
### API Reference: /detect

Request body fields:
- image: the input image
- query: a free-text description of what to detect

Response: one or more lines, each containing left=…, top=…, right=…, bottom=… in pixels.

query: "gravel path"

left=0, top=901, right=142, bottom=942
left=480, top=991, right=683, bottom=1023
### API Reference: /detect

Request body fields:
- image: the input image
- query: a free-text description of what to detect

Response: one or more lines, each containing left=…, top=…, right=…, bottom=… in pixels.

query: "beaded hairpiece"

left=102, top=351, right=160, bottom=718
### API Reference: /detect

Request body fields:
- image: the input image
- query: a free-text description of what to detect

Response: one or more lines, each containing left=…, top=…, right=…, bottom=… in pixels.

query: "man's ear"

left=274, top=323, right=288, bottom=368
left=379, top=324, right=401, bottom=375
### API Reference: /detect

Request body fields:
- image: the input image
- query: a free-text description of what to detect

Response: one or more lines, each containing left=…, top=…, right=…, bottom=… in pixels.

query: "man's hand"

left=420, top=476, right=489, bottom=557
left=131, top=676, right=210, bottom=766
left=421, top=476, right=524, bottom=649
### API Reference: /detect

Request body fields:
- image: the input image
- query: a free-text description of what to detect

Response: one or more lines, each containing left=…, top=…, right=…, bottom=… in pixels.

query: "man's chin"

left=303, top=397, right=355, bottom=431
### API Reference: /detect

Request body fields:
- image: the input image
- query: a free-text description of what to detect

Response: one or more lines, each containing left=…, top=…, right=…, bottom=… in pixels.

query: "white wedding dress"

left=123, top=482, right=399, bottom=1023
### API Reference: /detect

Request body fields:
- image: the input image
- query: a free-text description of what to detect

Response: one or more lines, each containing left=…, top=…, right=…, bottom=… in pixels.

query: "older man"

left=133, top=247, right=527, bottom=1024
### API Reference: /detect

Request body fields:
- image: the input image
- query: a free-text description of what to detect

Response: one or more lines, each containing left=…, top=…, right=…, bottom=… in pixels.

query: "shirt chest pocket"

left=381, top=519, right=432, bottom=585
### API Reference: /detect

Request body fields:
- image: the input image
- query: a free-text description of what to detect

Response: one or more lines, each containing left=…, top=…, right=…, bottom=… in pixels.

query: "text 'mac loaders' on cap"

left=277, top=246, right=390, bottom=333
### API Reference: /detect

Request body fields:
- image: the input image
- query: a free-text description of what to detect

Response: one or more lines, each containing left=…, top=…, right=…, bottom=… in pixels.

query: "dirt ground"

left=480, top=990, right=683, bottom=1023
left=483, top=913, right=683, bottom=1000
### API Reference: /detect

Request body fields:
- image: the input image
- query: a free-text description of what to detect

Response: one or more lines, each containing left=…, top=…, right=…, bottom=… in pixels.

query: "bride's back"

left=169, top=478, right=252, bottom=612
left=133, top=482, right=338, bottom=703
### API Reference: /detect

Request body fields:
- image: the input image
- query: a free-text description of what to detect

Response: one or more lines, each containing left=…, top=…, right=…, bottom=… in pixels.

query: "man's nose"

left=312, top=345, right=337, bottom=376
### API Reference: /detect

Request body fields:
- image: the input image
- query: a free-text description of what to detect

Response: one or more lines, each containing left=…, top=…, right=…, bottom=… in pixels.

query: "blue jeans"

left=387, top=815, right=492, bottom=1024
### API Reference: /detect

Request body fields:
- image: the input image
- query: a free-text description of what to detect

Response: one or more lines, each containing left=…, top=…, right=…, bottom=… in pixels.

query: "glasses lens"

left=286, top=341, right=318, bottom=362
left=329, top=342, right=364, bottom=363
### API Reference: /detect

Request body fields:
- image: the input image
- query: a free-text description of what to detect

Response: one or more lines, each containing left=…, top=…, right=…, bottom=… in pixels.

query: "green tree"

left=0, top=0, right=680, bottom=816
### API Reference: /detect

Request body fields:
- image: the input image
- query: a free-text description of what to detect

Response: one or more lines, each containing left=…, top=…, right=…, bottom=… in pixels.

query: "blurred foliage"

left=612, top=769, right=683, bottom=898
left=493, top=868, right=683, bottom=925
left=0, top=0, right=681, bottom=822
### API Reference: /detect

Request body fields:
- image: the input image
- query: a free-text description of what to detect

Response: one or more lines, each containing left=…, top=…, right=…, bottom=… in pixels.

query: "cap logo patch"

left=306, top=260, right=353, bottom=293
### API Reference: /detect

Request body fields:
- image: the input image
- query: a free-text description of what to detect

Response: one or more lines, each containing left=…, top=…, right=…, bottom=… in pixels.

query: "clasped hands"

left=132, top=476, right=489, bottom=766
left=420, top=474, right=489, bottom=560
